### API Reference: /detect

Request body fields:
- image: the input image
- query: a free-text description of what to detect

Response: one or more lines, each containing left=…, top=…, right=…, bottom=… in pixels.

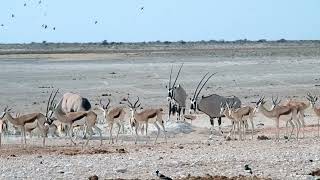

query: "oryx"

left=189, top=73, right=241, bottom=138
left=166, top=63, right=187, bottom=121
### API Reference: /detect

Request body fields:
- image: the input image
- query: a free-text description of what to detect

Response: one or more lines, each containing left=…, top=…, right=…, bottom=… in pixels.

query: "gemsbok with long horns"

left=166, top=63, right=187, bottom=121
left=189, top=72, right=241, bottom=138
left=122, top=96, right=167, bottom=144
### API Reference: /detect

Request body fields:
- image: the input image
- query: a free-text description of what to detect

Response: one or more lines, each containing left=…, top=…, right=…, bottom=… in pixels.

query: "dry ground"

left=1, top=43, right=320, bottom=179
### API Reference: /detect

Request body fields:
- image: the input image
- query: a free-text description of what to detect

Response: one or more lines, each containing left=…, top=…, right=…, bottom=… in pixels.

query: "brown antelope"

left=123, top=96, right=167, bottom=144
left=13, top=113, right=59, bottom=138
left=306, top=93, right=320, bottom=137
left=99, top=98, right=126, bottom=144
left=221, top=102, right=256, bottom=140
left=220, top=102, right=239, bottom=140
left=47, top=89, right=102, bottom=146
left=255, top=97, right=300, bottom=140
left=270, top=96, right=304, bottom=138
left=1, top=106, right=49, bottom=146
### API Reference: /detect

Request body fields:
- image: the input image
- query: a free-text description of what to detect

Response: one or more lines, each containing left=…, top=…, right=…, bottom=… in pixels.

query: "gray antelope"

left=255, top=97, right=300, bottom=140
left=47, top=90, right=102, bottom=146
left=189, top=72, right=241, bottom=138
left=99, top=98, right=126, bottom=144
left=0, top=106, right=49, bottom=146
left=166, top=63, right=187, bottom=121
left=123, top=96, right=167, bottom=144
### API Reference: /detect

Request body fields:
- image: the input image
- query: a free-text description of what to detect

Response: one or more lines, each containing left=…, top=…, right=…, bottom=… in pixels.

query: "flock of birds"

left=0, top=1, right=145, bottom=33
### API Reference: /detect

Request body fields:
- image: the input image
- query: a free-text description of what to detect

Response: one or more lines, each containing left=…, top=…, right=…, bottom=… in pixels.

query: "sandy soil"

left=1, top=43, right=320, bottom=179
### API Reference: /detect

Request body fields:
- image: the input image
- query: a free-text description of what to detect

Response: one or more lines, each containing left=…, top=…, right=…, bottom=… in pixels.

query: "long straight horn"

left=193, top=72, right=209, bottom=99
left=172, top=63, right=184, bottom=88
left=168, top=65, right=173, bottom=89
left=46, top=90, right=54, bottom=117
left=134, top=96, right=140, bottom=107
left=195, top=72, right=217, bottom=99
left=50, top=89, right=59, bottom=109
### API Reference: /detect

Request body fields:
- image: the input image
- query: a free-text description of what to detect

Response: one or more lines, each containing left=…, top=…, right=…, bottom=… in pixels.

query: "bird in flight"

left=95, top=21, right=98, bottom=24
left=0, top=24, right=4, bottom=27
left=38, top=1, right=41, bottom=4
left=140, top=7, right=144, bottom=11
left=53, top=27, right=56, bottom=30
left=11, top=14, right=15, bottom=18
left=24, top=3, right=27, bottom=7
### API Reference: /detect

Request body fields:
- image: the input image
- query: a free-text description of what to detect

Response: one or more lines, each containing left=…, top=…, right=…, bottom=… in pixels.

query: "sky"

left=0, top=0, right=319, bottom=43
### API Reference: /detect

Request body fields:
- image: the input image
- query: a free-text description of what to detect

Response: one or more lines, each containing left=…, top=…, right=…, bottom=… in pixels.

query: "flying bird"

left=38, top=1, right=41, bottom=4
left=11, top=14, right=15, bottom=18
left=53, top=27, right=56, bottom=30
left=140, top=6, right=144, bottom=11
left=94, top=20, right=98, bottom=24
left=1, top=24, right=4, bottom=27
left=44, top=25, right=47, bottom=29
left=24, top=3, right=27, bottom=7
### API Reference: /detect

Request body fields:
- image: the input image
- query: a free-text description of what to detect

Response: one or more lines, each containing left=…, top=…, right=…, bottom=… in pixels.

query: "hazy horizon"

left=0, top=0, right=319, bottom=43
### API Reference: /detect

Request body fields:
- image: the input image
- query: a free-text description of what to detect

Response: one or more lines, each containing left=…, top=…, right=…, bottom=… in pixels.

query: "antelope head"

left=99, top=98, right=111, bottom=120
left=189, top=72, right=217, bottom=114
left=271, top=96, right=281, bottom=109
left=122, top=95, right=141, bottom=127
left=166, top=63, right=183, bottom=101
left=45, top=89, right=59, bottom=124
left=306, top=92, right=318, bottom=107
left=254, top=96, right=265, bottom=112
left=1, top=106, right=12, bottom=118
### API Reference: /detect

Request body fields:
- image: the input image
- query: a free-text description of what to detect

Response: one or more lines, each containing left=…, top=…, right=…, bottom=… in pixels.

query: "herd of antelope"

left=0, top=63, right=320, bottom=147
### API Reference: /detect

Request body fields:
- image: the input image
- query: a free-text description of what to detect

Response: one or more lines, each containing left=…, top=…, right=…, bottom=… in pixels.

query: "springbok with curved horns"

left=123, top=96, right=167, bottom=144
left=166, top=63, right=187, bottom=121
left=47, top=89, right=102, bottom=146
left=255, top=97, right=300, bottom=140
left=189, top=72, right=241, bottom=138
left=57, top=92, right=92, bottom=137
left=306, top=93, right=320, bottom=137
left=1, top=106, right=50, bottom=147
left=99, top=98, right=126, bottom=144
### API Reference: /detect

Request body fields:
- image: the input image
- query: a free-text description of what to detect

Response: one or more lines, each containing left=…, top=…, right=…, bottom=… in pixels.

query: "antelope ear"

left=165, top=85, right=168, bottom=88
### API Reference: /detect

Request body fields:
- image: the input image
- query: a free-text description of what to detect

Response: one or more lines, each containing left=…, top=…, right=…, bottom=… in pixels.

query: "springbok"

left=1, top=106, right=49, bottom=146
left=57, top=92, right=92, bottom=137
left=255, top=97, right=300, bottom=140
left=220, top=102, right=256, bottom=140
left=306, top=93, right=320, bottom=137
left=123, top=96, right=167, bottom=144
left=270, top=96, right=306, bottom=138
left=166, top=63, right=187, bottom=121
left=99, top=98, right=126, bottom=144
left=47, top=89, right=102, bottom=146
left=189, top=72, right=241, bottom=138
